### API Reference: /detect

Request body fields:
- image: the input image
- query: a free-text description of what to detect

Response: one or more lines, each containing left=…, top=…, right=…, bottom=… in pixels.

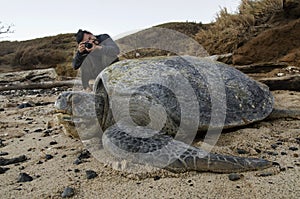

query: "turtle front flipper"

left=102, top=121, right=272, bottom=173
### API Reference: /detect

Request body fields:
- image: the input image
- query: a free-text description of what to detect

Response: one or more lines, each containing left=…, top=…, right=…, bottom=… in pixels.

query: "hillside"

left=0, top=1, right=300, bottom=198
left=0, top=0, right=299, bottom=77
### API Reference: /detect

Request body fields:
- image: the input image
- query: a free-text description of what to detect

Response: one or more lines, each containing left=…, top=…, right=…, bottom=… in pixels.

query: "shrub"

left=195, top=0, right=284, bottom=54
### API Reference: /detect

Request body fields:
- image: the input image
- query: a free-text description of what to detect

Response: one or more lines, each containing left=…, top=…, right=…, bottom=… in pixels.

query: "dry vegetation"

left=0, top=0, right=299, bottom=76
left=195, top=0, right=285, bottom=55
left=0, top=34, right=77, bottom=77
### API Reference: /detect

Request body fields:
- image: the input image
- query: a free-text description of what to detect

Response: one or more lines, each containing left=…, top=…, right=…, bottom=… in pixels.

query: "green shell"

left=94, top=55, right=274, bottom=132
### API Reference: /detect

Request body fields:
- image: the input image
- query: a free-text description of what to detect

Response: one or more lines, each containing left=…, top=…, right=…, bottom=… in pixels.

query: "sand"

left=0, top=88, right=299, bottom=199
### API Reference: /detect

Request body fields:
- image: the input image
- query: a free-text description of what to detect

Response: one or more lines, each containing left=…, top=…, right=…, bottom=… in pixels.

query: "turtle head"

left=55, top=91, right=97, bottom=118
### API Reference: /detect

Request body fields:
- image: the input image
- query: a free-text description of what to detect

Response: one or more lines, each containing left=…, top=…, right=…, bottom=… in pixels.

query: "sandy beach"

left=0, top=87, right=299, bottom=199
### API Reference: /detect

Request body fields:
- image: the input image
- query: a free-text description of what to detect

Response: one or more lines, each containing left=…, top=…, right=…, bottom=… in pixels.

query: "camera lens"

left=85, top=42, right=93, bottom=49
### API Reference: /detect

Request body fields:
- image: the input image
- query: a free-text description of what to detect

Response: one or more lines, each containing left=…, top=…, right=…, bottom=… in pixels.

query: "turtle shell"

left=94, top=56, right=274, bottom=132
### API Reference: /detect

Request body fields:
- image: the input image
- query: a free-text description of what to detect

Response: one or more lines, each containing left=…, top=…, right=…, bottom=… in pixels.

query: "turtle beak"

left=54, top=92, right=73, bottom=115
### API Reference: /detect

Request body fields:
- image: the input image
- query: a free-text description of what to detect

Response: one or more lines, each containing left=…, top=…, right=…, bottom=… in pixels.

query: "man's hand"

left=78, top=41, right=102, bottom=53
left=78, top=42, right=87, bottom=53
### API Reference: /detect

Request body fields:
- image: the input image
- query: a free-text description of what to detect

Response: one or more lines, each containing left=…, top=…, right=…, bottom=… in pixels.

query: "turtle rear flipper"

left=267, top=108, right=300, bottom=120
left=102, top=122, right=272, bottom=173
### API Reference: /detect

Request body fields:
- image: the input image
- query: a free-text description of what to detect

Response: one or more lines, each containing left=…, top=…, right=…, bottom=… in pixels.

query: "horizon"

left=0, top=0, right=240, bottom=42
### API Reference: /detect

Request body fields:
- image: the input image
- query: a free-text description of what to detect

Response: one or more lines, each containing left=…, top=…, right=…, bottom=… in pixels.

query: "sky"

left=0, top=0, right=241, bottom=41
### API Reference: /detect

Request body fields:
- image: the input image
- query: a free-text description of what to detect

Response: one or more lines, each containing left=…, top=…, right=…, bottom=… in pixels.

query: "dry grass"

left=195, top=0, right=284, bottom=55
left=1, top=0, right=298, bottom=76
left=0, top=33, right=77, bottom=76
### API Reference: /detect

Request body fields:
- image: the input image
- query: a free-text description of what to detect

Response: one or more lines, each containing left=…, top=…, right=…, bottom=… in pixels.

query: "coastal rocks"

left=85, top=170, right=98, bottom=179
left=228, top=173, right=243, bottom=181
left=0, top=167, right=9, bottom=174
left=0, top=155, right=27, bottom=166
left=17, top=172, right=33, bottom=182
left=61, top=187, right=75, bottom=198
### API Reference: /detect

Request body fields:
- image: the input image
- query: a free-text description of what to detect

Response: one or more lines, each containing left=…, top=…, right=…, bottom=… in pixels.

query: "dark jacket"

left=72, top=34, right=120, bottom=70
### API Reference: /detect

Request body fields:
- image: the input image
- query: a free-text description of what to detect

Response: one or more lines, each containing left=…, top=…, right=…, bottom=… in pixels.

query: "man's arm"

left=97, top=34, right=120, bottom=56
left=72, top=51, right=88, bottom=70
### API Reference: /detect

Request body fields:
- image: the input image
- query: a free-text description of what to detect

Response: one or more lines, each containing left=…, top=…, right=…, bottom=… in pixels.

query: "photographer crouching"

left=73, top=29, right=120, bottom=90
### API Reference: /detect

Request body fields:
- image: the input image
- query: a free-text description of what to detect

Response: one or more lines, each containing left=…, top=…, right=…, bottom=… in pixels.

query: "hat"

left=75, top=29, right=92, bottom=43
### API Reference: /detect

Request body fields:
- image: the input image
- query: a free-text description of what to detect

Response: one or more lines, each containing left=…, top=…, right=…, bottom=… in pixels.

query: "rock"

left=0, top=152, right=9, bottom=156
left=17, top=102, right=34, bottom=109
left=267, top=151, right=279, bottom=156
left=73, top=158, right=82, bottom=165
left=33, top=128, right=43, bottom=133
left=228, top=173, right=242, bottom=181
left=281, top=152, right=288, bottom=155
left=17, top=172, right=33, bottom=182
left=289, top=147, right=298, bottom=151
left=61, top=187, right=75, bottom=198
left=45, top=154, right=53, bottom=160
left=86, top=170, right=98, bottom=179
left=77, top=150, right=91, bottom=160
left=257, top=172, right=275, bottom=177
left=0, top=68, right=58, bottom=83
left=41, top=130, right=51, bottom=137
left=255, top=148, right=262, bottom=153
left=0, top=155, right=27, bottom=166
left=0, top=167, right=10, bottom=174
left=0, top=139, right=6, bottom=148
left=237, top=148, right=248, bottom=155
left=49, top=141, right=58, bottom=145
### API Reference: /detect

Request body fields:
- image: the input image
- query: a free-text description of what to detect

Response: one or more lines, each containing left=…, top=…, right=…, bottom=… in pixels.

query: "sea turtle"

left=55, top=55, right=285, bottom=173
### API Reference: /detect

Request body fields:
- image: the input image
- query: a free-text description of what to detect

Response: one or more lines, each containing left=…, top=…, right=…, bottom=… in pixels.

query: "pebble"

left=276, top=141, right=283, bottom=146
left=271, top=144, right=278, bottom=149
left=45, top=154, right=53, bottom=160
left=257, top=172, right=275, bottom=177
left=293, top=154, right=299, bottom=158
left=35, top=102, right=52, bottom=106
left=228, top=173, right=242, bottom=181
left=33, top=128, right=43, bottom=133
left=255, top=148, right=262, bottom=153
left=61, top=187, right=75, bottom=198
left=0, top=167, right=10, bottom=174
left=0, top=139, right=5, bottom=147
left=17, top=172, right=33, bottom=182
left=237, top=148, right=248, bottom=155
left=23, top=129, right=30, bottom=133
left=41, top=132, right=50, bottom=137
left=267, top=151, right=278, bottom=156
left=153, top=176, right=161, bottom=181
left=17, top=102, right=33, bottom=109
left=49, top=141, right=58, bottom=145
left=86, top=170, right=98, bottom=179
left=289, top=147, right=298, bottom=151
left=73, top=158, right=82, bottom=165
left=0, top=155, right=27, bottom=166
left=0, top=108, right=4, bottom=112
left=0, top=152, right=9, bottom=156
left=281, top=152, right=288, bottom=155
left=77, top=150, right=91, bottom=160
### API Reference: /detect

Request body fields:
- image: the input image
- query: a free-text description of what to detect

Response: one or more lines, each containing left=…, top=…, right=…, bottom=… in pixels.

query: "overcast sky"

left=0, top=0, right=241, bottom=41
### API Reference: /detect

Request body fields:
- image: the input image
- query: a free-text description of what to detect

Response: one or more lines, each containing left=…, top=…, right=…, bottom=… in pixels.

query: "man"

left=73, top=29, right=120, bottom=89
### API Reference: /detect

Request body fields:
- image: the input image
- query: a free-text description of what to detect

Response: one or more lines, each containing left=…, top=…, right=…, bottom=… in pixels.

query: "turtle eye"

left=72, top=94, right=82, bottom=104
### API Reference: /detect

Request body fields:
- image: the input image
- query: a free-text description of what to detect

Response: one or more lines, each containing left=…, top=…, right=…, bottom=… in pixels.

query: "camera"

left=84, top=42, right=93, bottom=49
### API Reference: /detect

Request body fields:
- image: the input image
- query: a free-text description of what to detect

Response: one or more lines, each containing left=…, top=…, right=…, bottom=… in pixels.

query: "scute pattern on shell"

left=95, top=55, right=274, bottom=131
